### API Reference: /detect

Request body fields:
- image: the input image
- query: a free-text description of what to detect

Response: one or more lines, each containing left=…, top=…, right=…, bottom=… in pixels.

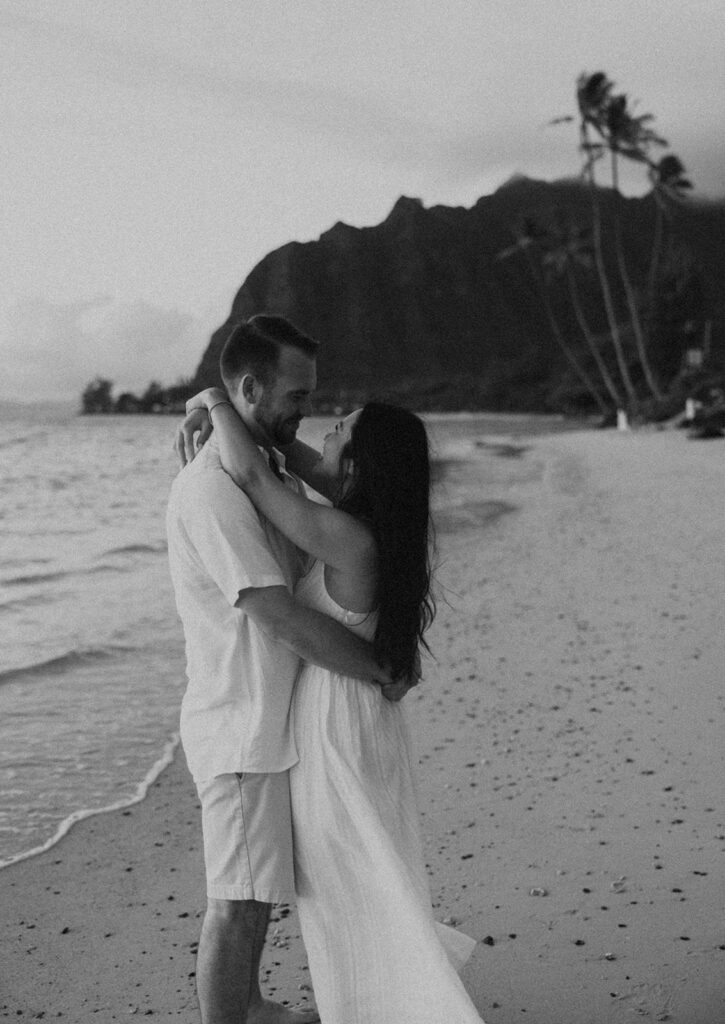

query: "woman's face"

left=321, top=409, right=361, bottom=477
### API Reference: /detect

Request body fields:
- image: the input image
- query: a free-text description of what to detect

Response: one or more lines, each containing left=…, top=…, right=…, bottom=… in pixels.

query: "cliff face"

left=195, top=178, right=725, bottom=411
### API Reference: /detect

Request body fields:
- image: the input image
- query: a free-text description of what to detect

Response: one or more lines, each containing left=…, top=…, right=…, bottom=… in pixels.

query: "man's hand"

left=380, top=679, right=416, bottom=702
left=379, top=648, right=422, bottom=703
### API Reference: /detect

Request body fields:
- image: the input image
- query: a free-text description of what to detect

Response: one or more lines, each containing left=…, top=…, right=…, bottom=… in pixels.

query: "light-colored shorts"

left=195, top=771, right=294, bottom=902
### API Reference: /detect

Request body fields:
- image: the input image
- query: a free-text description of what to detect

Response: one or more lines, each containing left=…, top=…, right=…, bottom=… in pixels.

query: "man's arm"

left=234, top=586, right=424, bottom=702
left=236, top=585, right=389, bottom=684
left=178, top=472, right=416, bottom=699
left=236, top=587, right=420, bottom=701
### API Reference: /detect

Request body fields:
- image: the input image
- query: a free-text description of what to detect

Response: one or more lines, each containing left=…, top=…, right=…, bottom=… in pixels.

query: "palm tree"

left=574, top=72, right=639, bottom=410
left=497, top=223, right=609, bottom=415
left=553, top=72, right=696, bottom=412
left=539, top=217, right=624, bottom=409
left=598, top=88, right=667, bottom=399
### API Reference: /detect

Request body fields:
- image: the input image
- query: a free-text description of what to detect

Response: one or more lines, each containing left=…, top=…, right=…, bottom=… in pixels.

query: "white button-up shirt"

left=166, top=438, right=307, bottom=779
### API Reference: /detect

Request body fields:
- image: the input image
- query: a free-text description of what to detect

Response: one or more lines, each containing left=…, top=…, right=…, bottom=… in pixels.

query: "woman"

left=179, top=389, right=484, bottom=1024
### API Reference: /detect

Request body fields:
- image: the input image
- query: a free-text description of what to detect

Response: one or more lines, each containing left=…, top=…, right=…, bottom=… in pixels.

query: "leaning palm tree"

left=497, top=223, right=610, bottom=415
left=573, top=72, right=640, bottom=409
left=552, top=71, right=697, bottom=413
left=540, top=217, right=624, bottom=409
left=598, top=88, right=668, bottom=399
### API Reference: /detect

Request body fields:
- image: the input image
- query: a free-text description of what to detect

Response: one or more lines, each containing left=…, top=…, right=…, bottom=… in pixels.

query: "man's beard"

left=257, top=405, right=301, bottom=447
left=273, top=415, right=302, bottom=446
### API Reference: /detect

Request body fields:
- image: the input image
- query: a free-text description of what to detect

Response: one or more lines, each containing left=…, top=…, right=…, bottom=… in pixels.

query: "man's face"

left=254, top=346, right=316, bottom=447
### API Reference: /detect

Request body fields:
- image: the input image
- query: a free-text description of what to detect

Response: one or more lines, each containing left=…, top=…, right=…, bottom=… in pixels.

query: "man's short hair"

left=219, top=315, right=318, bottom=390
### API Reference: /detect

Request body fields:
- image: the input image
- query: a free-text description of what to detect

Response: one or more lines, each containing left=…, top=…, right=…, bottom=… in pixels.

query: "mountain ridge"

left=194, top=177, right=725, bottom=412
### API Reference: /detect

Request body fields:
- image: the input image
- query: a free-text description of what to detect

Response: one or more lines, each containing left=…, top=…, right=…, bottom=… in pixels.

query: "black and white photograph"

left=2, top=3, right=724, bottom=1021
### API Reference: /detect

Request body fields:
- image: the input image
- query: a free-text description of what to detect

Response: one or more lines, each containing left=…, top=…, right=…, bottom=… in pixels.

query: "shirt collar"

left=262, top=447, right=288, bottom=477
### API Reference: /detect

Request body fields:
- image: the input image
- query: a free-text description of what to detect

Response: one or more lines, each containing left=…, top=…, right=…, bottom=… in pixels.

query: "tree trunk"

left=523, top=249, right=609, bottom=415
left=566, top=267, right=623, bottom=408
left=610, top=154, right=663, bottom=399
left=643, top=189, right=667, bottom=375
left=588, top=184, right=639, bottom=411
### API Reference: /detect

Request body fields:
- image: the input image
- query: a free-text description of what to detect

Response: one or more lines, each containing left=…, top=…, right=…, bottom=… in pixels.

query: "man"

left=167, top=315, right=404, bottom=1024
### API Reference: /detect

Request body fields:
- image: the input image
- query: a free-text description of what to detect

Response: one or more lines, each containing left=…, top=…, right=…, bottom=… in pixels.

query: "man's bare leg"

left=196, top=898, right=261, bottom=1023
left=196, top=898, right=319, bottom=1024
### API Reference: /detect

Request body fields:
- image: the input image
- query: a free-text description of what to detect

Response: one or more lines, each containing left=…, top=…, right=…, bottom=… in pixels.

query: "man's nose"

left=300, top=396, right=313, bottom=418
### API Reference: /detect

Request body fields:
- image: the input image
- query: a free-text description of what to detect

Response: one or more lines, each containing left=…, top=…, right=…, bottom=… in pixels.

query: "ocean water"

left=0, top=402, right=576, bottom=868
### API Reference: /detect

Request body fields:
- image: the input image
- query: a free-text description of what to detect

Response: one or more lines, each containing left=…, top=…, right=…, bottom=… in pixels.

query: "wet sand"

left=1, top=426, right=724, bottom=1022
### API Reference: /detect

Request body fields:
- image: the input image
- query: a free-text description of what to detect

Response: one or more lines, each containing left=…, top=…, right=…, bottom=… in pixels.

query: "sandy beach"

left=2, top=426, right=724, bottom=1023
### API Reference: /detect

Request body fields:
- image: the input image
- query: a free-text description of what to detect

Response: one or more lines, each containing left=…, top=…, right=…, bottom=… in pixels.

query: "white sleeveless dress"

left=290, top=560, right=485, bottom=1024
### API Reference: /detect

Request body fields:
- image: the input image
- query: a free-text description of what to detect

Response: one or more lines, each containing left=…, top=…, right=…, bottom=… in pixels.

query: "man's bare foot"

left=247, top=998, right=320, bottom=1024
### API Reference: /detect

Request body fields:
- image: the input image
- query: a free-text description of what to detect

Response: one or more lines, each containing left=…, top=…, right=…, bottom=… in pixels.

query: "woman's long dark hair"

left=337, top=402, right=435, bottom=679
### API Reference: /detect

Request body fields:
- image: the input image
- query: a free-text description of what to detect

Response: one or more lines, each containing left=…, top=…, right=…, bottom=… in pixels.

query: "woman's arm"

left=278, top=439, right=336, bottom=501
left=204, top=399, right=375, bottom=575
left=177, top=389, right=335, bottom=499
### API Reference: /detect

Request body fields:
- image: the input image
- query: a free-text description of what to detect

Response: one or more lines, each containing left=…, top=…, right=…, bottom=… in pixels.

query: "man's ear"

left=240, top=373, right=259, bottom=405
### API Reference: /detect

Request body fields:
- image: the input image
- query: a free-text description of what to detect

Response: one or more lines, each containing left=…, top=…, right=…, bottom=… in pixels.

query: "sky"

left=3, top=0, right=724, bottom=402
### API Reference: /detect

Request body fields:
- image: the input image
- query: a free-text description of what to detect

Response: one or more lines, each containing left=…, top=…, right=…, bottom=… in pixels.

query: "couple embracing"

left=166, top=315, right=484, bottom=1024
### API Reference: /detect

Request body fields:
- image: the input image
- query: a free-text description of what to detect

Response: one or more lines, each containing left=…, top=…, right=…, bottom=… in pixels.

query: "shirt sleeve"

left=181, top=467, right=287, bottom=606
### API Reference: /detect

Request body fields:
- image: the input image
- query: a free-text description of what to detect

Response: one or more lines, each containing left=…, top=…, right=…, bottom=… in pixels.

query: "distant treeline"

left=80, top=377, right=197, bottom=415
left=79, top=377, right=366, bottom=416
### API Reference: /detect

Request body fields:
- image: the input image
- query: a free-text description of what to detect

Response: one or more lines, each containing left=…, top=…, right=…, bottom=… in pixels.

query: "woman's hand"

left=174, top=388, right=231, bottom=467
left=175, top=407, right=212, bottom=467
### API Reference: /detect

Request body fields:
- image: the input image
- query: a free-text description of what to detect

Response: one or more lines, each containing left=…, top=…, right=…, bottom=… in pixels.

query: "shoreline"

left=0, top=745, right=212, bottom=1020
left=0, top=733, right=181, bottom=871
left=2, top=427, right=724, bottom=1022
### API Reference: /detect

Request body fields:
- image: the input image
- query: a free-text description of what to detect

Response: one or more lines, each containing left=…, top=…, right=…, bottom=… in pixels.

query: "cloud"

left=2, top=8, right=499, bottom=180
left=1, top=295, right=215, bottom=401
left=6, top=5, right=725, bottom=198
